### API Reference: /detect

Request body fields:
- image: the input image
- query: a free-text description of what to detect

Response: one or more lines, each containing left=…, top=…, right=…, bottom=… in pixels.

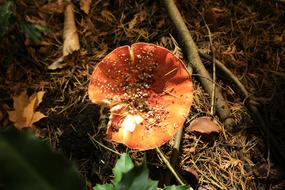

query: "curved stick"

left=163, top=0, right=235, bottom=130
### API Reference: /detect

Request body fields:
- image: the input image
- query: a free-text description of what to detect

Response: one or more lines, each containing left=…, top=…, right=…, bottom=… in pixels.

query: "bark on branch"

left=163, top=0, right=235, bottom=129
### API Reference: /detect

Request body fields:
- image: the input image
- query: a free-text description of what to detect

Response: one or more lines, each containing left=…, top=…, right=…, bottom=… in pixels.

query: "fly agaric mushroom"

left=88, top=42, right=193, bottom=150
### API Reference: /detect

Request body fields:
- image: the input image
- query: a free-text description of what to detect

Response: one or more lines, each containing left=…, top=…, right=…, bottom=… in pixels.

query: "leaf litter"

left=1, top=0, right=285, bottom=190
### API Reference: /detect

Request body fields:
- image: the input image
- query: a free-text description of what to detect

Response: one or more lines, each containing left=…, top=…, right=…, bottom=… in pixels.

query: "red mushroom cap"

left=88, top=42, right=193, bottom=150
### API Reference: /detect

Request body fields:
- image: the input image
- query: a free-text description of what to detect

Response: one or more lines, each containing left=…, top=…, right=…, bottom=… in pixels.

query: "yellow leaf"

left=8, top=91, right=46, bottom=129
left=80, top=0, right=92, bottom=14
left=63, top=3, right=80, bottom=56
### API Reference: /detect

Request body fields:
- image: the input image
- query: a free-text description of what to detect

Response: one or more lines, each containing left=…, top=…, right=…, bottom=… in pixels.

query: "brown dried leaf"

left=94, top=43, right=109, bottom=59
left=80, top=0, right=92, bottom=14
left=204, top=7, right=224, bottom=26
left=40, top=1, right=66, bottom=14
left=212, top=7, right=224, bottom=14
left=8, top=91, right=46, bottom=129
left=63, top=3, right=80, bottom=56
left=128, top=10, right=147, bottom=29
left=223, top=45, right=237, bottom=56
left=185, top=167, right=199, bottom=180
left=273, top=35, right=283, bottom=45
left=187, top=116, right=220, bottom=134
left=100, top=10, right=116, bottom=23
left=47, top=56, right=66, bottom=70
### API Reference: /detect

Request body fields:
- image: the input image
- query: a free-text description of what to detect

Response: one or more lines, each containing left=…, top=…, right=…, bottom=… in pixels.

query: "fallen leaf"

left=40, top=0, right=66, bottom=14
left=80, top=0, right=92, bottom=14
left=273, top=35, right=283, bottom=45
left=63, top=3, right=80, bottom=56
left=221, top=158, right=242, bottom=170
left=8, top=91, right=46, bottom=129
left=203, top=7, right=225, bottom=29
left=48, top=56, right=66, bottom=70
left=223, top=45, right=237, bottom=56
left=185, top=167, right=199, bottom=180
left=187, top=116, right=220, bottom=134
left=128, top=10, right=147, bottom=29
left=100, top=9, right=116, bottom=23
left=183, top=167, right=199, bottom=189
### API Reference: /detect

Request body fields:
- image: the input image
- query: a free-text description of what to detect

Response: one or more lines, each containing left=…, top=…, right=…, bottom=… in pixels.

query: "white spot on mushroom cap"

left=122, top=114, right=144, bottom=133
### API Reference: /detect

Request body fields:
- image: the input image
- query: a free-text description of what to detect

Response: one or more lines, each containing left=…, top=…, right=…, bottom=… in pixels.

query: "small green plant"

left=93, top=153, right=191, bottom=190
left=0, top=127, right=191, bottom=190
left=0, top=0, right=13, bottom=37
left=0, top=127, right=86, bottom=190
left=0, top=0, right=49, bottom=41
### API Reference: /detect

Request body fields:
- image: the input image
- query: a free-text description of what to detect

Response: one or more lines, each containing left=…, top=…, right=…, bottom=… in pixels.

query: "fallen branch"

left=198, top=50, right=249, bottom=98
left=163, top=0, right=285, bottom=183
left=199, top=48, right=285, bottom=171
left=163, top=0, right=235, bottom=130
left=162, top=0, right=235, bottom=186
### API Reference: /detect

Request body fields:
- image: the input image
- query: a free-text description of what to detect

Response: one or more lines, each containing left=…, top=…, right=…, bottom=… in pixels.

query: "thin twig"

left=198, top=50, right=249, bottom=98
left=163, top=128, right=183, bottom=185
left=156, top=147, right=187, bottom=187
left=203, top=21, right=216, bottom=116
left=199, top=50, right=285, bottom=171
left=163, top=36, right=186, bottom=185
left=163, top=0, right=235, bottom=130
left=192, top=5, right=217, bottom=115
left=88, top=133, right=122, bottom=156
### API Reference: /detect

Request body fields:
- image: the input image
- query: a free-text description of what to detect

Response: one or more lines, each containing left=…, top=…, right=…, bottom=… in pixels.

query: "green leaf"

left=164, top=185, right=192, bottom=190
left=93, top=154, right=193, bottom=190
left=33, top=24, right=50, bottom=33
left=115, top=160, right=158, bottom=190
left=112, top=153, right=134, bottom=184
left=0, top=127, right=86, bottom=190
left=20, top=23, right=42, bottom=42
left=146, top=179, right=159, bottom=190
left=93, top=184, right=114, bottom=190
left=0, top=1, right=13, bottom=37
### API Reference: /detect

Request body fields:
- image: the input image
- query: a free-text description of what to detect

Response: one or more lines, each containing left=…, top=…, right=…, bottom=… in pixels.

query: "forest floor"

left=1, top=0, right=285, bottom=189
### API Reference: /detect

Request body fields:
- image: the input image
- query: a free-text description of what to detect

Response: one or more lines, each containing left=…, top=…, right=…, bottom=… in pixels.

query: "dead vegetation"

left=1, top=0, right=285, bottom=189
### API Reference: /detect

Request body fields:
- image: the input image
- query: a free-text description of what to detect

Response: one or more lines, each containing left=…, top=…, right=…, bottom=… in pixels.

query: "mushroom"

left=187, top=116, right=220, bottom=134
left=88, top=42, right=193, bottom=150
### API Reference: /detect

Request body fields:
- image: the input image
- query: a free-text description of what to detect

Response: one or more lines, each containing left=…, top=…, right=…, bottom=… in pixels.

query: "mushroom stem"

left=155, top=147, right=186, bottom=186
left=163, top=0, right=235, bottom=130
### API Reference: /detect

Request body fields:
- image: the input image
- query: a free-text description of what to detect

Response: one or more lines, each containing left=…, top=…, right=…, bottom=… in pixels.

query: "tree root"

left=163, top=0, right=235, bottom=130
left=162, top=0, right=235, bottom=185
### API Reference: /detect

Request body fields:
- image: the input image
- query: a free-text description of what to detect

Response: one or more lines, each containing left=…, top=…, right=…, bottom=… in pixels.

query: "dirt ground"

left=1, top=0, right=285, bottom=189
